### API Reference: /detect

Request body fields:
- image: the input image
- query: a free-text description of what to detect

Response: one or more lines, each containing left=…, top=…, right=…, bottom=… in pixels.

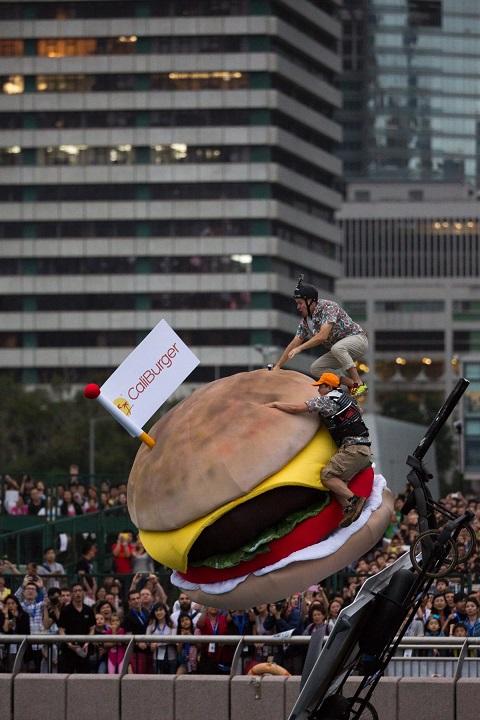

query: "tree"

left=0, top=379, right=181, bottom=482
left=378, top=390, right=455, bottom=490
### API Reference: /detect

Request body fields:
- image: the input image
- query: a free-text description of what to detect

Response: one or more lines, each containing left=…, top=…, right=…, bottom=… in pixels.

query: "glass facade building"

left=337, top=182, right=480, bottom=443
left=0, top=0, right=342, bottom=388
left=340, top=0, right=480, bottom=183
left=462, top=360, right=480, bottom=478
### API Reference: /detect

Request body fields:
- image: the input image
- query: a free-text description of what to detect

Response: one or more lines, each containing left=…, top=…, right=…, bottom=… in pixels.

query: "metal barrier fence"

left=1, top=635, right=479, bottom=678
left=0, top=504, right=136, bottom=576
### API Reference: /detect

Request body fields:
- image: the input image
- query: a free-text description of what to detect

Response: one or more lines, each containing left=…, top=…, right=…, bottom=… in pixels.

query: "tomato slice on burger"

left=179, top=467, right=374, bottom=584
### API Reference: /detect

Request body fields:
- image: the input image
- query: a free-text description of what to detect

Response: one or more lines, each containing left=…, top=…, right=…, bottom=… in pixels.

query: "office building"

left=336, top=2, right=480, bottom=485
left=337, top=182, right=480, bottom=431
left=461, top=359, right=480, bottom=482
left=339, top=0, right=480, bottom=184
left=0, top=0, right=343, bottom=390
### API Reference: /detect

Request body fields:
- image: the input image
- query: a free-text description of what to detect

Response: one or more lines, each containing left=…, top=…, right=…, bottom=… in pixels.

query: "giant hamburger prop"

left=128, top=369, right=393, bottom=608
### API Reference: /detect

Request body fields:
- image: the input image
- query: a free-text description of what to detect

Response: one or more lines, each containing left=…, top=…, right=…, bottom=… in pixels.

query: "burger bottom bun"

left=187, top=487, right=394, bottom=610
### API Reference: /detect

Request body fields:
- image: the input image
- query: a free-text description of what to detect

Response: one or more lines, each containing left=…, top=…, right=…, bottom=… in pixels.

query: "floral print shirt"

left=305, top=395, right=338, bottom=417
left=296, top=300, right=365, bottom=349
left=305, top=392, right=369, bottom=448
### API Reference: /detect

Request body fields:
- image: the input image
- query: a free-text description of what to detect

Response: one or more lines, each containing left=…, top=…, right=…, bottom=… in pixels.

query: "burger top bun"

left=128, top=369, right=322, bottom=531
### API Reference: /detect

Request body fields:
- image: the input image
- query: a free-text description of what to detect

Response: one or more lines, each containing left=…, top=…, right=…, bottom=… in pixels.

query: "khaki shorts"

left=321, top=444, right=373, bottom=484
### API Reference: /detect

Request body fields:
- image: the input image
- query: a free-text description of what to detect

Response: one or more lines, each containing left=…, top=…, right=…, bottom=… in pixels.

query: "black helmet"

left=293, top=274, right=318, bottom=302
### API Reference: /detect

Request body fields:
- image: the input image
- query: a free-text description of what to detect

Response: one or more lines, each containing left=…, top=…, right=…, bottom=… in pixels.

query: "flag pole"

left=84, top=383, right=156, bottom=449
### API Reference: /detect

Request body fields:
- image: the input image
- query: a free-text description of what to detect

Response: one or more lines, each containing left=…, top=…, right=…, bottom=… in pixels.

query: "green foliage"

left=0, top=379, right=181, bottom=481
left=379, top=391, right=426, bottom=425
left=378, top=390, right=455, bottom=484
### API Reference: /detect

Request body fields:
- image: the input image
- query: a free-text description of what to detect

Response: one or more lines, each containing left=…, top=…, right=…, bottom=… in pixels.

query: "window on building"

left=408, top=189, right=424, bottom=201
left=343, top=301, right=367, bottom=320
left=408, top=1, right=442, bottom=28
left=465, top=392, right=480, bottom=417
left=37, top=38, right=98, bottom=57
left=0, top=218, right=257, bottom=240
left=454, top=331, right=480, bottom=353
left=464, top=363, right=480, bottom=382
left=453, top=302, right=480, bottom=320
left=0, top=1, right=254, bottom=21
left=0, top=39, right=24, bottom=56
left=375, top=301, right=444, bottom=313
left=0, top=333, right=19, bottom=348
left=354, top=190, right=371, bottom=202
left=40, top=145, right=89, bottom=165
left=1, top=75, right=24, bottom=94
left=0, top=146, right=23, bottom=165
left=163, top=71, right=248, bottom=90
left=36, top=74, right=95, bottom=92
left=376, top=331, right=444, bottom=352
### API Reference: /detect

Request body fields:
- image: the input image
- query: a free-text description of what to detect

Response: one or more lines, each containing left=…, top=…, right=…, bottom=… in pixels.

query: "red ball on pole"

left=83, top=383, right=101, bottom=399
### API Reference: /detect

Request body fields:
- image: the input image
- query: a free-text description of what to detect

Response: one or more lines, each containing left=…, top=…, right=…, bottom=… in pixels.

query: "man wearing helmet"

left=272, top=276, right=368, bottom=396
left=268, top=372, right=371, bottom=527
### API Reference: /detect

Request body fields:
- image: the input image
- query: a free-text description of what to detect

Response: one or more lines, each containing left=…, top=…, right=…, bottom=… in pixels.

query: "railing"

left=1, top=634, right=479, bottom=678
left=0, top=504, right=136, bottom=573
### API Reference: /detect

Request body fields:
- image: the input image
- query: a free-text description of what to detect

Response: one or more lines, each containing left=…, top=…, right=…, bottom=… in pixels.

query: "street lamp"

left=88, top=416, right=110, bottom=484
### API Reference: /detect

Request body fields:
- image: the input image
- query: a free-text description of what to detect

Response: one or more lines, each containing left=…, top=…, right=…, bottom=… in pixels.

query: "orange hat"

left=312, top=372, right=340, bottom=388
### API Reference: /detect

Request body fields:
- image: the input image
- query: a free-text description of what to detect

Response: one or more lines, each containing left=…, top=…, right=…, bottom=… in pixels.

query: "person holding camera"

left=1, top=595, right=31, bottom=672
left=0, top=574, right=11, bottom=604
left=262, top=596, right=306, bottom=672
left=0, top=557, right=21, bottom=591
left=112, top=531, right=134, bottom=575
left=129, top=572, right=168, bottom=609
left=43, top=587, right=62, bottom=630
left=41, top=587, right=62, bottom=672
left=14, top=575, right=46, bottom=671
left=261, top=601, right=291, bottom=667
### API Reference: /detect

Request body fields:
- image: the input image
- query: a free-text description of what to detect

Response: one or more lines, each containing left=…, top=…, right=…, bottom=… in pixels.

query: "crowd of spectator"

left=1, top=473, right=129, bottom=517
left=1, top=485, right=480, bottom=675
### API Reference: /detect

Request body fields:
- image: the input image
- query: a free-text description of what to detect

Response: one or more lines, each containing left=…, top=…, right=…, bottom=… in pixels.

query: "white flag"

left=101, top=320, right=199, bottom=428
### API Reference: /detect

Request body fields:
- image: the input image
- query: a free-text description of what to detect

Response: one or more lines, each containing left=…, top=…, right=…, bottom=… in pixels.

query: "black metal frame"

left=306, top=378, right=474, bottom=720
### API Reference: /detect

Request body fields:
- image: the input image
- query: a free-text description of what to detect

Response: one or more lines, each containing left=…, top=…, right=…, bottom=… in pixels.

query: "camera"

left=275, top=600, right=285, bottom=612
left=47, top=587, right=60, bottom=604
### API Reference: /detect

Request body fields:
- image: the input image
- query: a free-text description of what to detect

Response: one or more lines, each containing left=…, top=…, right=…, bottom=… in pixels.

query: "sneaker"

left=351, top=383, right=368, bottom=398
left=339, top=495, right=366, bottom=528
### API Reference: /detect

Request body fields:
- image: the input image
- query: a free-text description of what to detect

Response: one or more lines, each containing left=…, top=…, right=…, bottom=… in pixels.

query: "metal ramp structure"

left=288, top=378, right=476, bottom=720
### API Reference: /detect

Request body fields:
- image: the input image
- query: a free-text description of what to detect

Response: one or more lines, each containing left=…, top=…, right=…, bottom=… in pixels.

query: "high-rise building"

left=337, top=181, right=480, bottom=424
left=339, top=0, right=480, bottom=184
left=0, top=0, right=342, bottom=390
left=460, top=359, right=480, bottom=482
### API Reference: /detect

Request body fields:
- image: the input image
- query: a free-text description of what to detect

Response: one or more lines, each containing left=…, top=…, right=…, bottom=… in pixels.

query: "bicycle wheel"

left=347, top=698, right=379, bottom=720
left=410, top=529, right=458, bottom=578
left=455, top=524, right=477, bottom=563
